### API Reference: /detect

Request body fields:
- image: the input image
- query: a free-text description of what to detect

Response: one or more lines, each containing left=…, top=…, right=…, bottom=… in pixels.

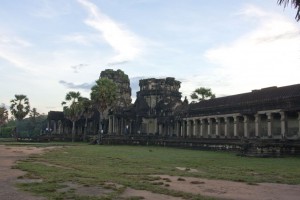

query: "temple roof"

left=187, top=84, right=300, bottom=116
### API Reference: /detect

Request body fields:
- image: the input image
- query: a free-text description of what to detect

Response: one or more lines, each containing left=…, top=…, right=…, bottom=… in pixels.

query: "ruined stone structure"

left=48, top=69, right=300, bottom=154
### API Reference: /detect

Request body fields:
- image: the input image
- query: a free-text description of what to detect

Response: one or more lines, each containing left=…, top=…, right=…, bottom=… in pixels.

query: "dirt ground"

left=0, top=145, right=54, bottom=200
left=1, top=144, right=300, bottom=200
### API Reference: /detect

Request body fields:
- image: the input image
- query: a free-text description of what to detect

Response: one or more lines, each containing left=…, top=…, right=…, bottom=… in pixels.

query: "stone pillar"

left=193, top=120, right=196, bottom=137
left=280, top=112, right=286, bottom=138
left=243, top=116, right=248, bottom=138
left=255, top=114, right=260, bottom=137
left=267, top=113, right=273, bottom=137
left=180, top=121, right=183, bottom=137
left=158, top=124, right=163, bottom=135
left=108, top=116, right=112, bottom=134
left=53, top=121, right=57, bottom=133
left=208, top=118, right=212, bottom=137
left=224, top=117, right=228, bottom=137
left=176, top=121, right=180, bottom=137
left=200, top=119, right=204, bottom=137
left=298, top=112, right=300, bottom=138
left=233, top=116, right=238, bottom=137
left=215, top=118, right=219, bottom=137
left=187, top=120, right=191, bottom=137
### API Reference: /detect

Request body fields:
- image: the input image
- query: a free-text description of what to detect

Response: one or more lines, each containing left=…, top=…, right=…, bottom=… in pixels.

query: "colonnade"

left=108, top=116, right=132, bottom=135
left=169, top=110, right=300, bottom=139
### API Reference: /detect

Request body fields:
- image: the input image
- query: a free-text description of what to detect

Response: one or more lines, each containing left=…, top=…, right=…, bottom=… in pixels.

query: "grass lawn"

left=10, top=143, right=300, bottom=199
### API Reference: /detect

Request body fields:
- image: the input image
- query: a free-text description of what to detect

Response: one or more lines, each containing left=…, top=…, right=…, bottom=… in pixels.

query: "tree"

left=0, top=104, right=9, bottom=136
left=10, top=95, right=30, bottom=139
left=278, top=0, right=300, bottom=21
left=81, top=98, right=94, bottom=142
left=29, top=108, right=40, bottom=134
left=190, top=87, right=215, bottom=103
left=90, top=77, right=117, bottom=142
left=62, top=91, right=83, bottom=142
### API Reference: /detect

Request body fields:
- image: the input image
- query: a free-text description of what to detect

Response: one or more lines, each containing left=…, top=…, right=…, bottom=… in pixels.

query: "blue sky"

left=1, top=0, right=299, bottom=115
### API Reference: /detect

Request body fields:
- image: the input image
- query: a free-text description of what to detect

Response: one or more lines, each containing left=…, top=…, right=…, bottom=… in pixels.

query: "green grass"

left=11, top=143, right=300, bottom=199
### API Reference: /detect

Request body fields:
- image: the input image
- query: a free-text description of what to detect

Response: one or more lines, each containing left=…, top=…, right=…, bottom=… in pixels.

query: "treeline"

left=0, top=115, right=47, bottom=138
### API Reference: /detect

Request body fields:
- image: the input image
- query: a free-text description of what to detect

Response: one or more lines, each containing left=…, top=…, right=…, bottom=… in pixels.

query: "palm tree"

left=10, top=95, right=30, bottom=139
left=190, top=87, right=215, bottom=103
left=29, top=108, right=40, bottom=134
left=81, top=98, right=94, bottom=142
left=62, top=91, right=83, bottom=142
left=90, top=77, right=117, bottom=142
left=0, top=104, right=9, bottom=136
left=278, top=0, right=300, bottom=21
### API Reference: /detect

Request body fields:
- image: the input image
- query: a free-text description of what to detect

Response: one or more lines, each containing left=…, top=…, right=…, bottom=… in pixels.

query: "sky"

left=1, top=0, right=299, bottom=115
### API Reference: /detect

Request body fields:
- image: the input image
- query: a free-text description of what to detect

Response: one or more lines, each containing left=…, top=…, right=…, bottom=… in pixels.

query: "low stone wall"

left=100, top=135, right=300, bottom=157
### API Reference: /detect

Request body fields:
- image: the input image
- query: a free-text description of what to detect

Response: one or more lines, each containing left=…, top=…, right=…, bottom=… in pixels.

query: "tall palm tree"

left=90, top=77, right=117, bottom=142
left=0, top=104, right=8, bottom=136
left=10, top=94, right=30, bottom=139
left=62, top=91, right=83, bottom=142
left=81, top=97, right=94, bottom=142
left=278, top=0, right=300, bottom=21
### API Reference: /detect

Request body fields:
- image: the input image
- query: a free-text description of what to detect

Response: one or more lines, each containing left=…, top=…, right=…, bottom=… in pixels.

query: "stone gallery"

left=48, top=69, right=300, bottom=153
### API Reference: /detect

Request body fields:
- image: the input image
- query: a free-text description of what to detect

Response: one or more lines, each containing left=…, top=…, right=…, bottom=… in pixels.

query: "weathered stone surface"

left=100, top=69, right=132, bottom=108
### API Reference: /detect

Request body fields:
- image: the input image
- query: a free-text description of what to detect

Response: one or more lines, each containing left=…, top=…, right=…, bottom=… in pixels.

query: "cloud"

left=70, top=63, right=88, bottom=73
left=107, top=60, right=129, bottom=66
left=62, top=32, right=103, bottom=46
left=204, top=5, right=300, bottom=96
left=59, top=80, right=94, bottom=91
left=77, top=0, right=143, bottom=63
left=31, top=0, right=70, bottom=19
left=0, top=33, right=34, bottom=71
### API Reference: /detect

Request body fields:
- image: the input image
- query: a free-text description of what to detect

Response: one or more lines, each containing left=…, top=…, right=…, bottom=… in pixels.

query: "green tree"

left=190, top=87, right=215, bottom=103
left=62, top=91, right=83, bottom=142
left=0, top=104, right=9, bottom=136
left=10, top=94, right=30, bottom=139
left=29, top=108, right=40, bottom=134
left=81, top=97, right=94, bottom=142
left=278, top=0, right=300, bottom=21
left=90, top=77, right=117, bottom=141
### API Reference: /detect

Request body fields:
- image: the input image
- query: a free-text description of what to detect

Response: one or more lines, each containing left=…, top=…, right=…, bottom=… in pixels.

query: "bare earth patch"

left=0, top=145, right=57, bottom=200
left=153, top=175, right=300, bottom=200
left=121, top=188, right=183, bottom=200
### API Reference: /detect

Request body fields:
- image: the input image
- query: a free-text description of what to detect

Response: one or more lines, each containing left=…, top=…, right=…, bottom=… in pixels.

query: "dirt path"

left=0, top=145, right=55, bottom=200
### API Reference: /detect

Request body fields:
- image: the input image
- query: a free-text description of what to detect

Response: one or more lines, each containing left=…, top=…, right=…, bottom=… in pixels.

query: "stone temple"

left=48, top=69, right=300, bottom=155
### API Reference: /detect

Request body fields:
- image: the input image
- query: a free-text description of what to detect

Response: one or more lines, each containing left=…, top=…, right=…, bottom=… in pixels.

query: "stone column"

left=298, top=112, right=300, bottom=138
left=108, top=116, right=112, bottom=134
left=224, top=117, right=228, bottom=137
left=158, top=124, right=163, bottom=135
left=120, top=118, right=124, bottom=135
left=176, top=121, right=180, bottom=137
left=267, top=113, right=273, bottom=138
left=192, top=119, right=196, bottom=137
left=113, top=116, right=116, bottom=134
left=243, top=116, right=248, bottom=138
left=53, top=121, right=57, bottom=133
left=280, top=112, right=286, bottom=138
left=180, top=121, right=183, bottom=137
left=233, top=116, right=238, bottom=137
left=208, top=118, right=212, bottom=137
left=200, top=119, right=204, bottom=137
left=187, top=120, right=191, bottom=137
left=215, top=118, right=219, bottom=137
left=255, top=114, right=260, bottom=137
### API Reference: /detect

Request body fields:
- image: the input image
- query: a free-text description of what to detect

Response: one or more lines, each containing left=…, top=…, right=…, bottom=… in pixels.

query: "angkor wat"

left=48, top=69, right=300, bottom=155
